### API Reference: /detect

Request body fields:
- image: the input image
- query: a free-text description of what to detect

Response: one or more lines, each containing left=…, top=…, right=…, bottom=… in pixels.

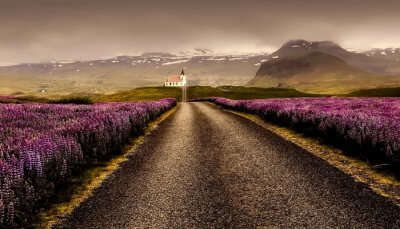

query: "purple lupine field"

left=0, top=98, right=176, bottom=226
left=209, top=97, right=400, bottom=164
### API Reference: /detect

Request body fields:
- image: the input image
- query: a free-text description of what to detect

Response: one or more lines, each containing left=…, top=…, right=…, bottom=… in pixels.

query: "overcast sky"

left=1, top=0, right=399, bottom=65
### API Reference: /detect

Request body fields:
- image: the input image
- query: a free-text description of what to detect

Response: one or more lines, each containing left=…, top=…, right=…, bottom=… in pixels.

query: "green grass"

left=188, top=86, right=319, bottom=100
left=94, top=86, right=322, bottom=102
left=0, top=95, right=50, bottom=104
left=95, top=87, right=182, bottom=102
left=93, top=86, right=319, bottom=102
left=347, top=87, right=400, bottom=97
left=51, top=86, right=400, bottom=103
left=5, top=85, right=400, bottom=105
left=0, top=86, right=326, bottom=104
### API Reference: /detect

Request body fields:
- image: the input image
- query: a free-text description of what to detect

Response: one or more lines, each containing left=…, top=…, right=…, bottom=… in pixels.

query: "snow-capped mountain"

left=270, top=40, right=349, bottom=59
left=268, top=39, right=400, bottom=75
left=2, top=41, right=400, bottom=96
left=363, top=48, right=400, bottom=61
left=247, top=40, right=400, bottom=93
left=0, top=51, right=270, bottom=95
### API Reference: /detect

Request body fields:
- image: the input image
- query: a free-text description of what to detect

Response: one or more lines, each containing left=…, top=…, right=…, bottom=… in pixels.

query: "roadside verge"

left=35, top=106, right=178, bottom=229
left=211, top=103, right=400, bottom=207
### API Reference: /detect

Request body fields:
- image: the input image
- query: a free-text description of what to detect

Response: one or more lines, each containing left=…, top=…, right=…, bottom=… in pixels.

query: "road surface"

left=57, top=102, right=400, bottom=228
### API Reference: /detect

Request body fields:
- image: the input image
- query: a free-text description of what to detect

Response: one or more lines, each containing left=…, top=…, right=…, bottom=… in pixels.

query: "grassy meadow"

left=4, top=86, right=400, bottom=105
left=94, top=86, right=319, bottom=103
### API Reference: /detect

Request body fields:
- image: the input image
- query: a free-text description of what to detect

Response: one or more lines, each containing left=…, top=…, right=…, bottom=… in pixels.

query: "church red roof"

left=166, top=75, right=182, bottom=82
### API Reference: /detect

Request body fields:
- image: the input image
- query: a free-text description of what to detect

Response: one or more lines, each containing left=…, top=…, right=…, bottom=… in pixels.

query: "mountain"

left=270, top=40, right=348, bottom=58
left=3, top=40, right=400, bottom=96
left=248, top=52, right=400, bottom=94
left=0, top=52, right=270, bottom=95
left=269, top=39, right=400, bottom=74
left=363, top=48, right=400, bottom=61
left=141, top=52, right=176, bottom=57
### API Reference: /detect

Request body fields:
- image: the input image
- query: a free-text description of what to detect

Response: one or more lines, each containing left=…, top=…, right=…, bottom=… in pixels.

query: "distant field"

left=188, top=86, right=317, bottom=100
left=348, top=87, right=400, bottom=97
left=94, top=87, right=182, bottom=102
left=72, top=86, right=400, bottom=103
left=2, top=86, right=317, bottom=104
left=94, top=86, right=318, bottom=102
left=0, top=95, right=49, bottom=104
left=5, top=86, right=400, bottom=104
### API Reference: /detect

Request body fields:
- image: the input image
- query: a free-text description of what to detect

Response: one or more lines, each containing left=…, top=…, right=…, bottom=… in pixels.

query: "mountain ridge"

left=270, top=39, right=400, bottom=74
left=2, top=40, right=400, bottom=95
left=248, top=51, right=400, bottom=94
left=0, top=52, right=270, bottom=95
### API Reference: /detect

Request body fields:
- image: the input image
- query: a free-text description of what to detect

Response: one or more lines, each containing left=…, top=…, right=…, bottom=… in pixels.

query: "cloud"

left=0, top=0, right=399, bottom=64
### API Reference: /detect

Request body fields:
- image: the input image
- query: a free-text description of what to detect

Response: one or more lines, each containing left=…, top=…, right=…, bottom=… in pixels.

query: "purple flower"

left=209, top=97, right=400, bottom=164
left=0, top=98, right=176, bottom=226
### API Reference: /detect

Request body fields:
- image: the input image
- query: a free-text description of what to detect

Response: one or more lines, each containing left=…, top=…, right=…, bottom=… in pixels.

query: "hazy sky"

left=1, top=0, right=400, bottom=65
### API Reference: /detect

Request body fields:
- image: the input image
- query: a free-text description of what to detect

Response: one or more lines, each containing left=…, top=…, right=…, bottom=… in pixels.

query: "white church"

left=164, top=69, right=187, bottom=87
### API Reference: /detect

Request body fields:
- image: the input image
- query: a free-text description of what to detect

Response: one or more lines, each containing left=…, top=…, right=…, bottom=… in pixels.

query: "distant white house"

left=164, top=69, right=187, bottom=87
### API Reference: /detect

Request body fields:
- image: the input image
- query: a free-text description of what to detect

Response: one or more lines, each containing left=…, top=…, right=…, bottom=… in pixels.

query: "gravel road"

left=57, top=102, right=400, bottom=228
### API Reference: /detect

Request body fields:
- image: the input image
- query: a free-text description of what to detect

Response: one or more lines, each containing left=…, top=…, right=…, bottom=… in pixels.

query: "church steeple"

left=181, top=69, right=185, bottom=76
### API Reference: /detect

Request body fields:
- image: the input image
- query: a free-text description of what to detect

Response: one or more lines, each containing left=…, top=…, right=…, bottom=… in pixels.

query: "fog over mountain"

left=248, top=40, right=400, bottom=93
left=1, top=0, right=400, bottom=65
left=0, top=52, right=269, bottom=95
left=2, top=39, right=400, bottom=95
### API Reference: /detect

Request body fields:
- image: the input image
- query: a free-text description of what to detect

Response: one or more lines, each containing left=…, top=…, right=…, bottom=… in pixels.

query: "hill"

left=363, top=48, right=400, bottom=62
left=0, top=52, right=269, bottom=96
left=2, top=40, right=400, bottom=96
left=270, top=40, right=349, bottom=59
left=248, top=52, right=400, bottom=94
left=269, top=39, right=400, bottom=74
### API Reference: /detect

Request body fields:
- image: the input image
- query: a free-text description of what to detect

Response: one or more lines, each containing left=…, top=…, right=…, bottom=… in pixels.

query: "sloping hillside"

left=269, top=40, right=400, bottom=74
left=0, top=52, right=269, bottom=96
left=248, top=52, right=400, bottom=94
